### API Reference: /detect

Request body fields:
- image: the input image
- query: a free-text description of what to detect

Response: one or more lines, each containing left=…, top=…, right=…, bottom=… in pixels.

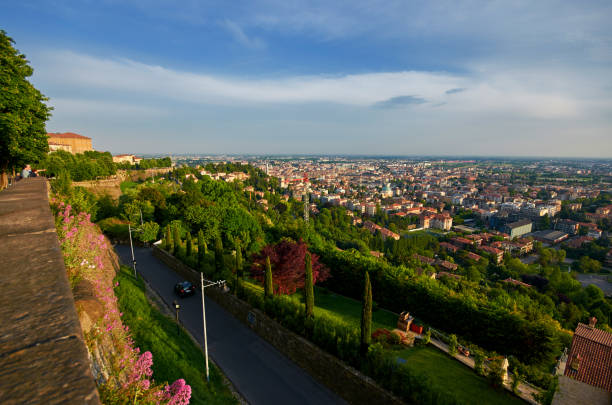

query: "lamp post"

left=128, top=222, right=143, bottom=278
left=200, top=272, right=226, bottom=383
left=173, top=300, right=180, bottom=335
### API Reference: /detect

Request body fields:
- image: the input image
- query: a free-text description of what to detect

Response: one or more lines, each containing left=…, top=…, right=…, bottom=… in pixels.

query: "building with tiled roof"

left=564, top=319, right=612, bottom=392
left=47, top=132, right=92, bottom=154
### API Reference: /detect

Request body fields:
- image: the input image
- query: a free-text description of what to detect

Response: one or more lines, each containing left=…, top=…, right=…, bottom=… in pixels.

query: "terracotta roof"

left=565, top=323, right=612, bottom=391
left=48, top=132, right=91, bottom=140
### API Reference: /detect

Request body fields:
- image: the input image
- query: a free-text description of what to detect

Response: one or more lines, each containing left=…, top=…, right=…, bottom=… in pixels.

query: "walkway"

left=115, top=244, right=344, bottom=405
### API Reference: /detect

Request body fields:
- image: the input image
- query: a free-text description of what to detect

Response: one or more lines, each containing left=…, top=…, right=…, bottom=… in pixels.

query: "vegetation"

left=0, top=30, right=52, bottom=189
left=304, top=252, right=315, bottom=318
left=115, top=265, right=237, bottom=405
left=361, top=272, right=372, bottom=352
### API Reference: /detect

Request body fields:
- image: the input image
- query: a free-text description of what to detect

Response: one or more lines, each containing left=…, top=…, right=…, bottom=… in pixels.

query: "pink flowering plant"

left=52, top=199, right=106, bottom=287
left=51, top=196, right=191, bottom=405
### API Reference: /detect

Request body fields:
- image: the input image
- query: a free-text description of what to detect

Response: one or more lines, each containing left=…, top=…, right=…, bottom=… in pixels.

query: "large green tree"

left=0, top=30, right=52, bottom=188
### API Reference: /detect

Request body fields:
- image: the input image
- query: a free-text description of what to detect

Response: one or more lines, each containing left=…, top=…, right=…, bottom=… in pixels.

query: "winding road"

left=114, top=244, right=344, bottom=405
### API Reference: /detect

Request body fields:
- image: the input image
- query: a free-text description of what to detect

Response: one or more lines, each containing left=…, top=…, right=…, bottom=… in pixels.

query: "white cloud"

left=31, top=49, right=605, bottom=121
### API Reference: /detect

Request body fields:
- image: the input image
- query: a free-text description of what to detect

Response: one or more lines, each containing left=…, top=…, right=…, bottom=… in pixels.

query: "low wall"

left=0, top=178, right=100, bottom=404
left=152, top=245, right=403, bottom=405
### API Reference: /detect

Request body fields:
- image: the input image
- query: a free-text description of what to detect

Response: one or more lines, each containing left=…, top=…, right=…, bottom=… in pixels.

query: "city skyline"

left=2, top=1, right=611, bottom=157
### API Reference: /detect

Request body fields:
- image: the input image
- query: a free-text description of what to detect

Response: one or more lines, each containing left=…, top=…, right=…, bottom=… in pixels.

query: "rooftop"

left=48, top=132, right=91, bottom=140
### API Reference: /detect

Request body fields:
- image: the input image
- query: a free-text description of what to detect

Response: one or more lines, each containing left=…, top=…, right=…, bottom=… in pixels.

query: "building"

left=564, top=318, right=612, bottom=392
left=48, top=142, right=72, bottom=153
left=503, top=219, right=533, bottom=239
left=556, top=219, right=580, bottom=235
left=113, top=154, right=140, bottom=164
left=431, top=213, right=453, bottom=231
left=480, top=245, right=504, bottom=264
left=47, top=132, right=92, bottom=154
left=531, top=230, right=569, bottom=245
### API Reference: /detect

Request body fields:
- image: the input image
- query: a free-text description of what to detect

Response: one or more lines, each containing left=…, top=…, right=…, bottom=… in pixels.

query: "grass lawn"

left=115, top=265, right=237, bottom=405
left=242, top=280, right=397, bottom=331
left=395, top=346, right=524, bottom=405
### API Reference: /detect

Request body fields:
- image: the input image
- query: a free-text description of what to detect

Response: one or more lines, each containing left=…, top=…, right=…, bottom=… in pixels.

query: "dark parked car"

left=174, top=281, right=196, bottom=297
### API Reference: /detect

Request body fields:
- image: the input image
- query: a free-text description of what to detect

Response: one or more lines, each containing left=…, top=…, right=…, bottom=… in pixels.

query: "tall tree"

left=360, top=271, right=372, bottom=353
left=214, top=236, right=224, bottom=275
left=264, top=256, right=274, bottom=298
left=164, top=225, right=172, bottom=251
left=185, top=232, right=192, bottom=257
left=304, top=252, right=314, bottom=318
left=235, top=239, right=243, bottom=277
left=197, top=229, right=205, bottom=268
left=172, top=225, right=181, bottom=255
left=0, top=30, right=52, bottom=189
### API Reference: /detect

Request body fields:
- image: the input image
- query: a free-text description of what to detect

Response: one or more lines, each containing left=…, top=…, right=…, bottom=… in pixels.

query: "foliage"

left=474, top=350, right=485, bottom=376
left=264, top=256, right=273, bottom=298
left=186, top=232, right=193, bottom=257
left=214, top=237, right=224, bottom=275
left=361, top=272, right=372, bottom=352
left=487, top=358, right=505, bottom=388
left=250, top=239, right=330, bottom=295
left=0, top=30, right=51, bottom=188
left=448, top=334, right=458, bottom=356
left=115, top=266, right=236, bottom=405
left=138, top=221, right=160, bottom=244
left=41, top=150, right=116, bottom=181
left=98, top=217, right=130, bottom=241
left=304, top=252, right=315, bottom=318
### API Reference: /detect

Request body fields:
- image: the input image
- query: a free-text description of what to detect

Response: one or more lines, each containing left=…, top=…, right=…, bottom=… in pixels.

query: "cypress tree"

left=172, top=225, right=181, bottom=255
left=360, top=271, right=372, bottom=353
left=164, top=225, right=172, bottom=251
left=264, top=256, right=273, bottom=298
left=214, top=236, right=224, bottom=275
left=197, top=229, right=205, bottom=267
left=235, top=239, right=243, bottom=277
left=185, top=232, right=192, bottom=258
left=304, top=252, right=314, bottom=318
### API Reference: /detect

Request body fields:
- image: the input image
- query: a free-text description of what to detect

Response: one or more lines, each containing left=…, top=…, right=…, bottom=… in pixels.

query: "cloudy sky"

left=2, top=0, right=611, bottom=156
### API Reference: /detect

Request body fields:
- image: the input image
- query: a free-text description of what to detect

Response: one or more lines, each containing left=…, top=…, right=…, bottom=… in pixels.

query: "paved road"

left=576, top=273, right=612, bottom=296
left=115, top=245, right=344, bottom=405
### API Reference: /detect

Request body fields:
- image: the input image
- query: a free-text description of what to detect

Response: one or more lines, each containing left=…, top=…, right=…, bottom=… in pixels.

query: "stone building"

left=47, top=132, right=93, bottom=154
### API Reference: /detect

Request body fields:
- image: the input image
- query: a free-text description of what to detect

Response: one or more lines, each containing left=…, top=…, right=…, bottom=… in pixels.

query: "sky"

left=1, top=0, right=611, bottom=157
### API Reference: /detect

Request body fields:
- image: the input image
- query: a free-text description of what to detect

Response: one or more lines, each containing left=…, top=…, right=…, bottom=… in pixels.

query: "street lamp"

left=200, top=272, right=226, bottom=383
left=173, top=300, right=180, bottom=335
left=128, top=223, right=142, bottom=278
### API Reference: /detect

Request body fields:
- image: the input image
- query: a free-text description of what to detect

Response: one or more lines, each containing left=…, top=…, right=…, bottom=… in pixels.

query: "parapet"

left=0, top=178, right=99, bottom=404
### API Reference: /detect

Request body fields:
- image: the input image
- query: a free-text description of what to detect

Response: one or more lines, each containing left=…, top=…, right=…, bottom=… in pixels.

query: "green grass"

left=242, top=280, right=397, bottom=331
left=395, top=346, right=523, bottom=405
left=115, top=265, right=237, bottom=405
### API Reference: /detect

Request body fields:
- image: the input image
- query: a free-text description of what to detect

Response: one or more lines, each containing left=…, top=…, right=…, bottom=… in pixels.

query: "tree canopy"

left=0, top=30, right=52, bottom=188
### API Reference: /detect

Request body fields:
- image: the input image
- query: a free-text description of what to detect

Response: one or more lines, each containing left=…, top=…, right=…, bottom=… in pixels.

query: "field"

left=115, top=265, right=237, bottom=405
left=395, top=346, right=524, bottom=405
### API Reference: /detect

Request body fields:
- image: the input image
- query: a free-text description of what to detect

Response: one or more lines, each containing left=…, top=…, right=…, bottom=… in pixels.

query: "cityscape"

left=1, top=1, right=612, bottom=405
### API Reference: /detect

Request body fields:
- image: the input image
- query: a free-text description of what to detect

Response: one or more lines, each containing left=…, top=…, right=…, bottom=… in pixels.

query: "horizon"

left=2, top=1, right=612, bottom=157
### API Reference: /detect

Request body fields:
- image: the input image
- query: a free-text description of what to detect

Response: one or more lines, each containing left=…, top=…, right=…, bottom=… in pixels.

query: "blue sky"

left=1, top=0, right=611, bottom=156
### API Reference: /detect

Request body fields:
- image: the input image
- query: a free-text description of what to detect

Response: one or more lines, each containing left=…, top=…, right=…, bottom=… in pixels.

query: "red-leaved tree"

left=250, top=238, right=330, bottom=295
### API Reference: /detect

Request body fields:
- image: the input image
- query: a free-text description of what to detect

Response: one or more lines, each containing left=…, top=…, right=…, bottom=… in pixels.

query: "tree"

left=235, top=239, right=243, bottom=277
left=214, top=236, right=224, bottom=275
left=197, top=229, right=206, bottom=268
left=304, top=252, right=314, bottom=318
left=172, top=225, right=181, bottom=255
left=448, top=334, right=458, bottom=356
left=250, top=239, right=330, bottom=294
left=360, top=271, right=372, bottom=353
left=0, top=30, right=52, bottom=189
left=264, top=256, right=273, bottom=299
left=137, top=221, right=159, bottom=244
left=185, top=232, right=192, bottom=258
left=164, top=225, right=172, bottom=251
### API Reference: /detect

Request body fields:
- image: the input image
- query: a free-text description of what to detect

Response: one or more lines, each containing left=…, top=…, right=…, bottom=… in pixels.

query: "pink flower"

left=164, top=379, right=192, bottom=405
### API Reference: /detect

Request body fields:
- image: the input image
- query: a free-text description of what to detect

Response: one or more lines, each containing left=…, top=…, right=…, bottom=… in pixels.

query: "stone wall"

left=0, top=178, right=100, bottom=404
left=152, top=245, right=403, bottom=405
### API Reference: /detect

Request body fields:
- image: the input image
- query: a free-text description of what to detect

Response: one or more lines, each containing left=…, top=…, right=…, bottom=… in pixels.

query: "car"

left=174, top=281, right=196, bottom=297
